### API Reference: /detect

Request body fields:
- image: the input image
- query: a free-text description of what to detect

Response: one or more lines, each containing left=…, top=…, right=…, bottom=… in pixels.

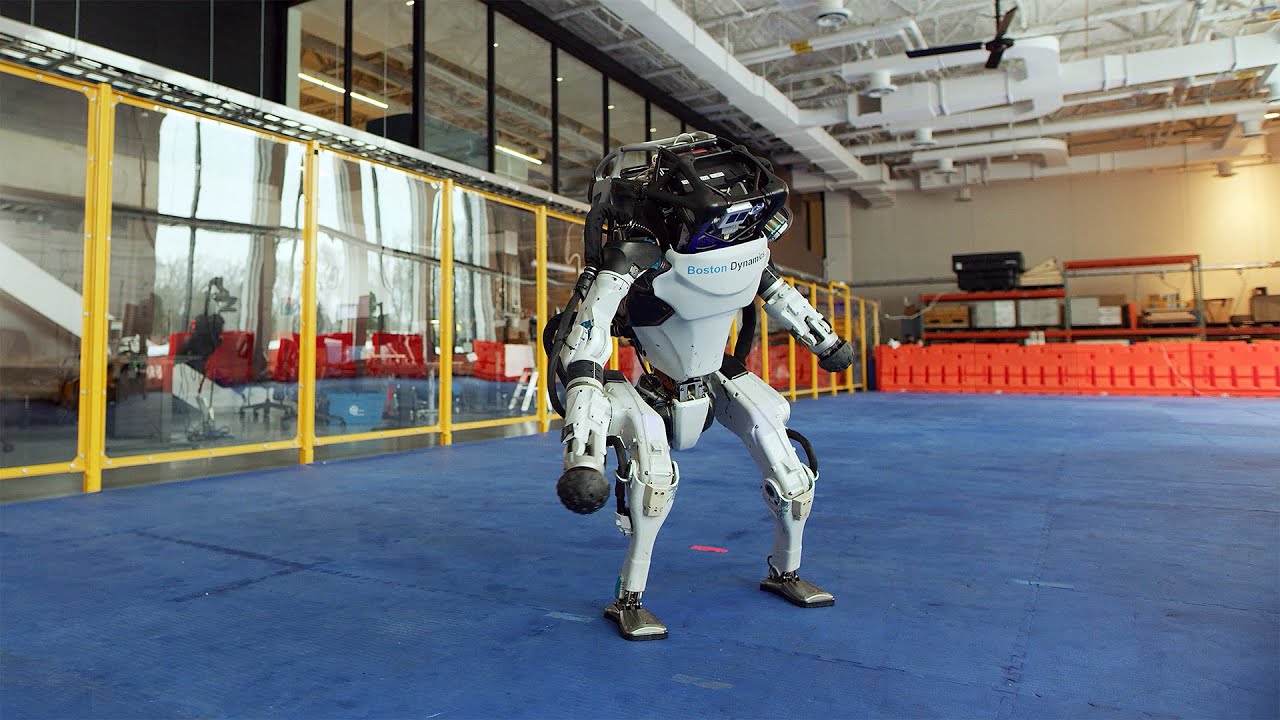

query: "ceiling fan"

left=905, top=0, right=1018, bottom=69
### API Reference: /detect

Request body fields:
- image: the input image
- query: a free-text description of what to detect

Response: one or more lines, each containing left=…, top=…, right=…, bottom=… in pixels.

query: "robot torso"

left=627, top=237, right=769, bottom=381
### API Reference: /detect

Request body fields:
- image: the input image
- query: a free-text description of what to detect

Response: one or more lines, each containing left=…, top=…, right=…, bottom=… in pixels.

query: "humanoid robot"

left=544, top=132, right=854, bottom=641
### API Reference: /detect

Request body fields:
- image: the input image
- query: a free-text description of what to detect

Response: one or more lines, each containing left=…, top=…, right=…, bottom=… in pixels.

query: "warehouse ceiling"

left=522, top=0, right=1280, bottom=204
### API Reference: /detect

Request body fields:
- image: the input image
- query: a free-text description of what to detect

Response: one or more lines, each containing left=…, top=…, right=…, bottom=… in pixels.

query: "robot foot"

left=760, top=567, right=835, bottom=608
left=604, top=591, right=668, bottom=641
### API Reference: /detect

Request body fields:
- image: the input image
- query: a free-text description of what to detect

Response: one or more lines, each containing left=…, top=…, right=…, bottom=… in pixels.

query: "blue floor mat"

left=2, top=394, right=1277, bottom=719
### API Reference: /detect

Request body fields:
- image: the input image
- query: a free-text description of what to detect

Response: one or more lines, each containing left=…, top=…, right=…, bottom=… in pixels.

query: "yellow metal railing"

left=0, top=61, right=880, bottom=491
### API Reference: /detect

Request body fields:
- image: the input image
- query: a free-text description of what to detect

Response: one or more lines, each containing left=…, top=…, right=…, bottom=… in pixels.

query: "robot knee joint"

left=633, top=461, right=679, bottom=517
left=763, top=475, right=814, bottom=521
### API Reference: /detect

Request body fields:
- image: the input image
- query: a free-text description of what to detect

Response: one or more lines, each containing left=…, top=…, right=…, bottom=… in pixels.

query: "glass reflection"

left=313, top=151, right=442, bottom=435
left=608, top=80, right=646, bottom=149
left=106, top=104, right=305, bottom=456
left=556, top=52, right=603, bottom=202
left=494, top=13, right=551, bottom=190
left=423, top=0, right=489, bottom=169
left=292, top=0, right=347, bottom=123
left=0, top=75, right=88, bottom=469
left=451, top=190, right=537, bottom=423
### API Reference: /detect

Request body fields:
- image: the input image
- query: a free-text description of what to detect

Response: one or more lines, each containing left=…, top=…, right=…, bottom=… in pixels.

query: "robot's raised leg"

left=602, top=379, right=679, bottom=640
left=708, top=364, right=834, bottom=608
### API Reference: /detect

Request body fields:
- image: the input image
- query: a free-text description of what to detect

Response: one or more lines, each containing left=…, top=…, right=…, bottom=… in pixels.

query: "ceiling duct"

left=862, top=70, right=896, bottom=99
left=824, top=26, right=1279, bottom=136
left=856, top=98, right=1276, bottom=157
left=598, top=0, right=889, bottom=202
left=912, top=128, right=937, bottom=147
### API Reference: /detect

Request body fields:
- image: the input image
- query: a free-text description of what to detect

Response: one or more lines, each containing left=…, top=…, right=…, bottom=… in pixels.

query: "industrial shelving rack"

left=921, top=254, right=1280, bottom=342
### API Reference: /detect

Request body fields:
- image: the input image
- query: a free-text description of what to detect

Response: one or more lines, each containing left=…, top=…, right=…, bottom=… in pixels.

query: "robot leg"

left=707, top=365, right=834, bottom=608
left=602, top=379, right=679, bottom=640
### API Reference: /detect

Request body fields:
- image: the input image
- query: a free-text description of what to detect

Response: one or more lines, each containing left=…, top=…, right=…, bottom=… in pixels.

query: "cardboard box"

left=1017, top=298, right=1061, bottom=327
left=923, top=304, right=970, bottom=328
left=1204, top=298, right=1233, bottom=324
left=1068, top=297, right=1101, bottom=325
left=1252, top=295, right=1280, bottom=323
left=1097, top=306, right=1123, bottom=326
left=972, top=300, right=1016, bottom=328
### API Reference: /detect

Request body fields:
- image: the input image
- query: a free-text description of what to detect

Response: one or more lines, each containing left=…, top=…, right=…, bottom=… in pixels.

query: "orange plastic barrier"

left=166, top=330, right=255, bottom=387
left=877, top=341, right=1279, bottom=398
left=368, top=333, right=428, bottom=378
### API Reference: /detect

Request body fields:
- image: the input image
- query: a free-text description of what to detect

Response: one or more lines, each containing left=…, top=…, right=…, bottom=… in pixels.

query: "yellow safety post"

left=861, top=297, right=871, bottom=391
left=535, top=206, right=549, bottom=433
left=759, top=299, right=770, bottom=388
left=808, top=283, right=820, bottom=399
left=439, top=179, right=455, bottom=445
left=839, top=283, right=849, bottom=389
left=785, top=278, right=796, bottom=402
left=75, top=83, right=116, bottom=493
left=873, top=300, right=882, bottom=346
left=296, top=141, right=320, bottom=464
left=827, top=285, right=837, bottom=396
left=845, top=285, right=855, bottom=391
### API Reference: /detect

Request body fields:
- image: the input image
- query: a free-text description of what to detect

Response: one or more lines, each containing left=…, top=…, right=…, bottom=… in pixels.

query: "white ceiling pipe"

left=830, top=26, right=1278, bottom=135
left=735, top=17, right=928, bottom=66
left=1056, top=29, right=1279, bottom=97
left=853, top=98, right=1272, bottom=156
left=599, top=0, right=885, bottom=193
left=910, top=138, right=1070, bottom=168
left=901, top=136, right=1269, bottom=191
left=841, top=37, right=1064, bottom=132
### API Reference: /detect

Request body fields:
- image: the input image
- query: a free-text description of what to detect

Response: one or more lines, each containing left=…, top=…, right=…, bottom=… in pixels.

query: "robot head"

left=593, top=134, right=790, bottom=254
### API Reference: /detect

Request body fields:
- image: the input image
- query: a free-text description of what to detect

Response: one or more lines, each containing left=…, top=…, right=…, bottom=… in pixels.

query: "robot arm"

left=757, top=263, right=854, bottom=372
left=558, top=268, right=631, bottom=475
left=554, top=240, right=665, bottom=514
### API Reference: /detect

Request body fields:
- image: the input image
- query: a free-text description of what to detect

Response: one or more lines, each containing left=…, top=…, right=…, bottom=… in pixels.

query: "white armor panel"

left=632, top=237, right=769, bottom=380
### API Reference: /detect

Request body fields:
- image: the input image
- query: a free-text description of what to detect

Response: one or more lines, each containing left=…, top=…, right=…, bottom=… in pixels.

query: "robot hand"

left=557, top=374, right=613, bottom=514
left=818, top=340, right=855, bottom=372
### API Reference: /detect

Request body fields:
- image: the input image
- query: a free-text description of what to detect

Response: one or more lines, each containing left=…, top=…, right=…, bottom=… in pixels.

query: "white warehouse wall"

left=831, top=155, right=1280, bottom=337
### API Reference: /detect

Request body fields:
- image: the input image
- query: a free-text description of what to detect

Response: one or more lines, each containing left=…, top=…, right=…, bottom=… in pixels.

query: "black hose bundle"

left=733, top=301, right=758, bottom=364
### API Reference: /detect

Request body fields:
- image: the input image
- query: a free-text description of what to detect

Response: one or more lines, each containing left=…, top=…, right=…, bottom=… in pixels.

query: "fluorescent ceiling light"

left=298, top=73, right=389, bottom=109
left=298, top=72, right=343, bottom=94
left=1266, top=112, right=1279, bottom=120
left=350, top=91, right=389, bottom=109
left=495, top=144, right=544, bottom=165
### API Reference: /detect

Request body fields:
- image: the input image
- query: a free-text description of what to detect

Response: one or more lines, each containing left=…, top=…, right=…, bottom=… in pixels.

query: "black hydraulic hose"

left=786, top=428, right=819, bottom=476
left=546, top=267, right=598, bottom=418
left=733, top=301, right=758, bottom=364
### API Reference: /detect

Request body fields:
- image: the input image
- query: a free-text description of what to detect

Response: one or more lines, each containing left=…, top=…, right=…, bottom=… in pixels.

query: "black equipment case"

left=952, top=252, right=1024, bottom=292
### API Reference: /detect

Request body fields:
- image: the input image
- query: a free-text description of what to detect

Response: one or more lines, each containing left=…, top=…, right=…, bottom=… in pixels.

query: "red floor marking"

left=690, top=545, right=728, bottom=553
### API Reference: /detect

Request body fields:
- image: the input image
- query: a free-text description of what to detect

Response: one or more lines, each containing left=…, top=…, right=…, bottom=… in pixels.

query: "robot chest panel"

left=629, top=238, right=769, bottom=380
left=650, top=237, right=769, bottom=320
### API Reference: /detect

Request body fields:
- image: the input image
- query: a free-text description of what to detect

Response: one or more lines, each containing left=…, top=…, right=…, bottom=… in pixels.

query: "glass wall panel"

left=351, top=0, right=415, bottom=140
left=649, top=105, right=681, bottom=142
left=313, top=151, right=443, bottom=436
left=545, top=217, right=586, bottom=320
left=556, top=52, right=603, bottom=202
left=293, top=0, right=347, bottom=123
left=451, top=190, right=537, bottom=423
left=0, top=75, right=88, bottom=469
left=423, top=0, right=488, bottom=170
left=493, top=14, right=551, bottom=190
left=607, top=80, right=646, bottom=149
left=106, top=104, right=306, bottom=456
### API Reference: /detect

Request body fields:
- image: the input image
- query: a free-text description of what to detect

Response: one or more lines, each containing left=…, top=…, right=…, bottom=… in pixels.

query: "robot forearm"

left=557, top=268, right=632, bottom=474
left=758, top=265, right=845, bottom=360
